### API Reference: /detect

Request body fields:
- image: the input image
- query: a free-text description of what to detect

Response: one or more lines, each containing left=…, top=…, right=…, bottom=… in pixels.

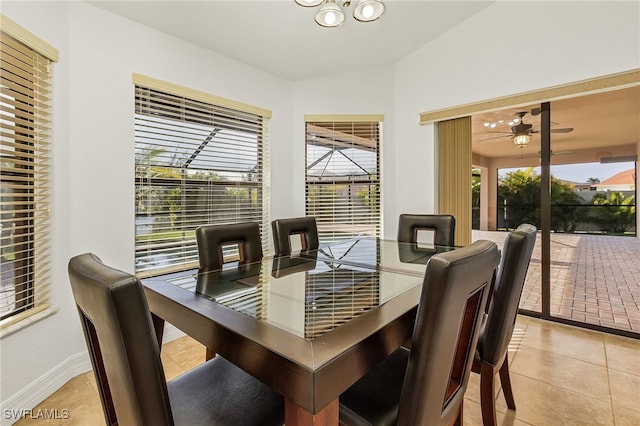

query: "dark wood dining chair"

left=339, top=239, right=500, bottom=426
left=397, top=213, right=456, bottom=246
left=472, top=223, right=537, bottom=426
left=195, top=222, right=263, bottom=359
left=68, top=253, right=283, bottom=426
left=195, top=222, right=263, bottom=272
left=271, top=216, right=319, bottom=256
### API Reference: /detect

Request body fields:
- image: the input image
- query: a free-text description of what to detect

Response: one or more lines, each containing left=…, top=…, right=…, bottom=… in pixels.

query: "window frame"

left=0, top=15, right=58, bottom=328
left=133, top=74, right=271, bottom=277
left=304, top=115, right=383, bottom=243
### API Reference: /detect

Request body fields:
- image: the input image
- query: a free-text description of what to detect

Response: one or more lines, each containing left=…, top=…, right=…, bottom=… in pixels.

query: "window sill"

left=0, top=305, right=60, bottom=339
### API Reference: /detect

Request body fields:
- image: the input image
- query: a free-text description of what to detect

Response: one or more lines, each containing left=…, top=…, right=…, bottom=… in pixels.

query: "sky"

left=499, top=161, right=636, bottom=183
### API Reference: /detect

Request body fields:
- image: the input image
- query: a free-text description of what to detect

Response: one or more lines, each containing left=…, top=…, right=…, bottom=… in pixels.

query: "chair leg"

left=498, top=356, right=516, bottom=410
left=205, top=347, right=216, bottom=361
left=479, top=362, right=498, bottom=426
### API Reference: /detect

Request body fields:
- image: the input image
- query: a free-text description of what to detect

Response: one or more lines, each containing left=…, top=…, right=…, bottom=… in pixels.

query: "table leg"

left=285, top=399, right=338, bottom=426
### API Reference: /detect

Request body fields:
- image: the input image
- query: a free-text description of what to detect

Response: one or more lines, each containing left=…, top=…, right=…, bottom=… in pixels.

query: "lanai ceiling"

left=472, top=86, right=640, bottom=164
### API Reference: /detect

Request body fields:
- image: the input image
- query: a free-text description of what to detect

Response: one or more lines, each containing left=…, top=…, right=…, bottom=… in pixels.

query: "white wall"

left=292, top=67, right=396, bottom=236
left=1, top=1, right=294, bottom=419
left=393, top=0, right=640, bottom=236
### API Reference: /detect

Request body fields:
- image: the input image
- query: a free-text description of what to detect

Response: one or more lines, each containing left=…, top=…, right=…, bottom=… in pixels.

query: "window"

left=0, top=16, right=58, bottom=325
left=305, top=116, right=382, bottom=242
left=134, top=74, right=270, bottom=275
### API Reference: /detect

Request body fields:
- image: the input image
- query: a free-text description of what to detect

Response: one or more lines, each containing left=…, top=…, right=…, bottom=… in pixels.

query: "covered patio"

left=473, top=230, right=640, bottom=334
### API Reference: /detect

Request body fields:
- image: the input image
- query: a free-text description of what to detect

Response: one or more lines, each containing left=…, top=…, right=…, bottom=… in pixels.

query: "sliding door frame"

left=422, top=70, right=640, bottom=338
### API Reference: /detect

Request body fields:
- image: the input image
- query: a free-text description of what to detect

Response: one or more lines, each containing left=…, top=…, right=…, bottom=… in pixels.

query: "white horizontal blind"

left=134, top=85, right=269, bottom=275
left=305, top=119, right=381, bottom=242
left=0, top=30, right=53, bottom=322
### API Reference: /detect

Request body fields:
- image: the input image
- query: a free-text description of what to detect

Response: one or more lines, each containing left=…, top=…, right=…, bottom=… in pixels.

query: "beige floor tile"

left=604, top=334, right=640, bottom=376
left=510, top=346, right=611, bottom=402
left=519, top=318, right=607, bottom=366
left=495, top=373, right=614, bottom=425
left=608, top=368, right=640, bottom=411
left=612, top=405, right=640, bottom=426
left=166, top=345, right=206, bottom=372
left=14, top=374, right=103, bottom=426
left=12, top=322, right=637, bottom=426
left=162, top=335, right=204, bottom=355
left=162, top=351, right=189, bottom=381
left=463, top=398, right=528, bottom=426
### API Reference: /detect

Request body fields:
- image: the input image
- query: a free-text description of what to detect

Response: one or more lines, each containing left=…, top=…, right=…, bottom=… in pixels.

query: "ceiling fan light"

left=513, top=134, right=531, bottom=147
left=315, top=0, right=345, bottom=27
left=295, top=0, right=325, bottom=7
left=353, top=0, right=385, bottom=22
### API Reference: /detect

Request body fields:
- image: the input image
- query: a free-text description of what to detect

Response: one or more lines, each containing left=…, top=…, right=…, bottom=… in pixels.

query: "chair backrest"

left=397, top=214, right=456, bottom=246
left=68, top=253, right=173, bottom=426
left=271, top=216, right=319, bottom=256
left=477, top=223, right=537, bottom=366
left=397, top=240, right=499, bottom=426
left=196, top=222, right=263, bottom=271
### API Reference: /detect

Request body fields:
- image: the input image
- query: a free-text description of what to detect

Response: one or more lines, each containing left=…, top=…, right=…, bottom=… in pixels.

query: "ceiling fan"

left=478, top=110, right=574, bottom=147
left=515, top=149, right=574, bottom=160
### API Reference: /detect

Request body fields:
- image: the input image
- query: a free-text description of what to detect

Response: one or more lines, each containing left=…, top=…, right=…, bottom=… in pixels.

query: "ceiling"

left=88, top=0, right=494, bottom=81
left=472, top=86, right=640, bottom=163
left=88, top=1, right=639, bottom=164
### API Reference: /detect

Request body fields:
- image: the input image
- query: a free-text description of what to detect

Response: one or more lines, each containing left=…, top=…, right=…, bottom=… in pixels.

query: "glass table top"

left=167, top=253, right=421, bottom=340
left=163, top=238, right=458, bottom=340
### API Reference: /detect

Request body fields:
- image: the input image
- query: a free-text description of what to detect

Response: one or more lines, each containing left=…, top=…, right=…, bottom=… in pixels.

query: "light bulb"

left=324, top=11, right=336, bottom=25
left=362, top=4, right=374, bottom=18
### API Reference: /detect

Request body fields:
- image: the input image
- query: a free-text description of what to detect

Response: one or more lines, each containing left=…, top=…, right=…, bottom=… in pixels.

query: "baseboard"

left=0, top=352, right=92, bottom=426
left=1, top=326, right=184, bottom=426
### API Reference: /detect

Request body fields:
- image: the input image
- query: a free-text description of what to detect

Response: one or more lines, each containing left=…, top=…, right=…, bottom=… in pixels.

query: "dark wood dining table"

left=141, top=237, right=457, bottom=426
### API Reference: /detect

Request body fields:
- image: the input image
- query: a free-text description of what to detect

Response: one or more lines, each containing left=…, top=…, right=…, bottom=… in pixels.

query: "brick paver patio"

left=473, top=230, right=640, bottom=333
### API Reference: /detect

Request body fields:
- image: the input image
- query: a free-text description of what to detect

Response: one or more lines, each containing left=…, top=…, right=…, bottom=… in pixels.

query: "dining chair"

left=196, top=222, right=263, bottom=359
left=271, top=216, right=319, bottom=256
left=196, top=222, right=263, bottom=272
left=68, top=253, right=283, bottom=426
left=339, top=239, right=500, bottom=426
left=397, top=214, right=456, bottom=246
left=472, top=223, right=537, bottom=426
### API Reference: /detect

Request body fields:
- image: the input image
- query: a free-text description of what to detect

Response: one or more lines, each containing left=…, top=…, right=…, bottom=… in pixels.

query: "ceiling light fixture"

left=296, top=0, right=386, bottom=28
left=511, top=120, right=533, bottom=148
left=513, top=133, right=531, bottom=147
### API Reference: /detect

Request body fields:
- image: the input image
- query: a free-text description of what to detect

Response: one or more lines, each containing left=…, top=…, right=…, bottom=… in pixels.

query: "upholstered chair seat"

left=339, top=240, right=500, bottom=426
left=472, top=223, right=537, bottom=426
left=68, top=253, right=283, bottom=426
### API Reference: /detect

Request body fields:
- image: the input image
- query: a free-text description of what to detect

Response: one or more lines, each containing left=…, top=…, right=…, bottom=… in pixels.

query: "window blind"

left=305, top=118, right=381, bottom=242
left=134, top=83, right=269, bottom=276
left=0, top=28, right=54, bottom=323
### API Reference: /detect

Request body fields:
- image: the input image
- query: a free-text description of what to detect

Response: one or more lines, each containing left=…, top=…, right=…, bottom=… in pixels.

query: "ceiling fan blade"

left=536, top=150, right=574, bottom=156
left=530, top=127, right=574, bottom=134
left=477, top=134, right=511, bottom=142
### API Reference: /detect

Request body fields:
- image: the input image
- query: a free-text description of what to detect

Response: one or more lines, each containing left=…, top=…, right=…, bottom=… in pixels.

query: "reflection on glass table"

left=167, top=254, right=421, bottom=340
left=300, top=237, right=458, bottom=276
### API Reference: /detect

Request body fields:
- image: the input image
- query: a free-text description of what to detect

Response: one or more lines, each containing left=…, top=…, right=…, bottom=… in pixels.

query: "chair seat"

left=339, top=347, right=409, bottom=426
left=168, top=356, right=283, bottom=426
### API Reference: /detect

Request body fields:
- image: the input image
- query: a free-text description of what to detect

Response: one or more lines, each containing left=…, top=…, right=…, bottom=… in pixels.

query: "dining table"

left=141, top=237, right=458, bottom=426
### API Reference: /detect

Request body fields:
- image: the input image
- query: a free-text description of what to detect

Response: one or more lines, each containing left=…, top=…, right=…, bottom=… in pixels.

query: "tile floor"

left=472, top=231, right=640, bottom=333
left=13, top=315, right=640, bottom=425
